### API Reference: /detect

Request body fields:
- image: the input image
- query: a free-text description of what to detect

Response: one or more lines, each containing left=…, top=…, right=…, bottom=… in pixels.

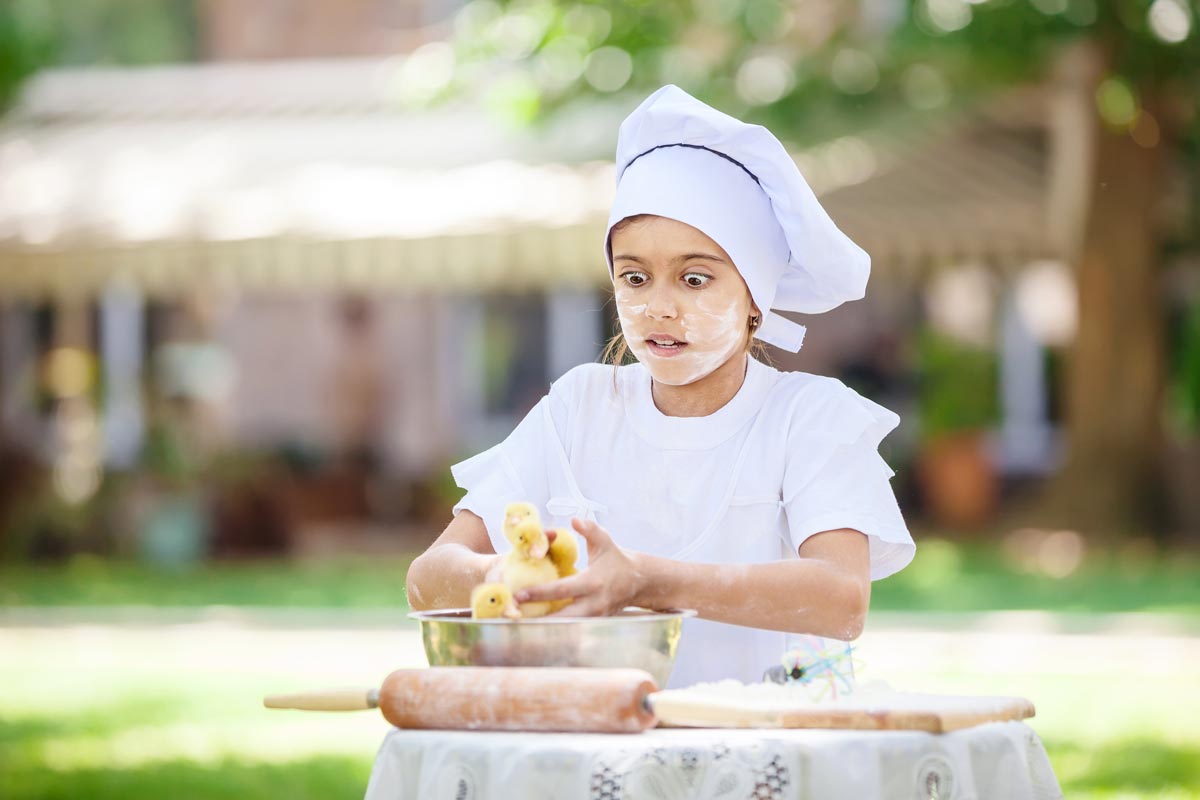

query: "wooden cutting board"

left=648, top=687, right=1036, bottom=733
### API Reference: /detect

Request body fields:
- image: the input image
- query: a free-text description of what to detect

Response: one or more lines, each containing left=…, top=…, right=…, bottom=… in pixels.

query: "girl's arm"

left=405, top=510, right=503, bottom=611
left=514, top=519, right=872, bottom=641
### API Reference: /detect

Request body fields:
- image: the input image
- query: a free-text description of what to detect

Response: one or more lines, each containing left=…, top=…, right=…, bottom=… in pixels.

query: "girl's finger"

left=515, top=574, right=589, bottom=604
left=549, top=598, right=604, bottom=618
left=571, top=517, right=612, bottom=548
left=483, top=555, right=505, bottom=583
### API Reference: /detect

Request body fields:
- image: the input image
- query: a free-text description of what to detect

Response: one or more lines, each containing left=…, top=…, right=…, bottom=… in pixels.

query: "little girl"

left=406, top=85, right=915, bottom=689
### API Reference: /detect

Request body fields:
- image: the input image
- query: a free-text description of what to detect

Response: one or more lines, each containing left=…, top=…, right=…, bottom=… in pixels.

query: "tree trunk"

left=1041, top=87, right=1171, bottom=540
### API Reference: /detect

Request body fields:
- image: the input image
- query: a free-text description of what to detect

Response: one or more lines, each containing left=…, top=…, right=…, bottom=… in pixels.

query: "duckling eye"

left=489, top=598, right=496, bottom=603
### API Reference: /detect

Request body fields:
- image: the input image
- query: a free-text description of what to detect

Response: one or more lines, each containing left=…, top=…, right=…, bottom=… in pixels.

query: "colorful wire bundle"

left=779, top=636, right=861, bottom=701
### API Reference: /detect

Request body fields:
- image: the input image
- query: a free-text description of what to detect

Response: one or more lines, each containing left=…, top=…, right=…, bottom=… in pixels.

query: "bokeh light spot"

left=831, top=49, right=879, bottom=95
left=1148, top=0, right=1191, bottom=43
left=1095, top=77, right=1138, bottom=129
left=735, top=54, right=795, bottom=105
left=584, top=46, right=633, bottom=93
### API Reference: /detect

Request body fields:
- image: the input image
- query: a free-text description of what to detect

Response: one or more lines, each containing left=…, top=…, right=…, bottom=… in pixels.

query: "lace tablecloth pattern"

left=364, top=721, right=1062, bottom=799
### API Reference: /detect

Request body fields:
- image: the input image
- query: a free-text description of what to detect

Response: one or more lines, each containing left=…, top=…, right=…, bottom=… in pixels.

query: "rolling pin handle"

left=263, top=687, right=379, bottom=711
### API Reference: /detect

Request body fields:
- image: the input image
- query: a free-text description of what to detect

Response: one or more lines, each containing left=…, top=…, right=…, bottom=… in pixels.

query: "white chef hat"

left=604, top=85, right=870, bottom=352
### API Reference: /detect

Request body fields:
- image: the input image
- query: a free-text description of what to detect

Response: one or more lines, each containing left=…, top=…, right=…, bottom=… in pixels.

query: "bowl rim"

left=408, top=606, right=697, bottom=624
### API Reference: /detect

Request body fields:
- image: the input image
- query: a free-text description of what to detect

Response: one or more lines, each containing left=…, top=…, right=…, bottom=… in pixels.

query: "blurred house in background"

left=0, top=84, right=1072, bottom=543
left=0, top=54, right=616, bottom=460
left=0, top=41, right=621, bottom=555
left=1, top=0, right=1188, bottom=557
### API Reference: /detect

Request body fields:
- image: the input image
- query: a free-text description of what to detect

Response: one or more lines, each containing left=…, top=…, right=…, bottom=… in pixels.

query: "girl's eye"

left=621, top=271, right=648, bottom=287
left=684, top=273, right=712, bottom=288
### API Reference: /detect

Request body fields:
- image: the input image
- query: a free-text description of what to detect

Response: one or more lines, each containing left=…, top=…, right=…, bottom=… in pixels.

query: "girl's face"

left=611, top=215, right=757, bottom=386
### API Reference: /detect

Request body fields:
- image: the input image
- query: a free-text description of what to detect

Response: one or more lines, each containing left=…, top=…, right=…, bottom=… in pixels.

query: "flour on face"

left=611, top=216, right=754, bottom=387
left=628, top=296, right=744, bottom=386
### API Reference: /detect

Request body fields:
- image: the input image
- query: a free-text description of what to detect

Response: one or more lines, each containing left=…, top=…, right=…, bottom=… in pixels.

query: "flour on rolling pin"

left=380, top=667, right=658, bottom=733
left=648, top=680, right=1036, bottom=732
left=266, top=667, right=661, bottom=734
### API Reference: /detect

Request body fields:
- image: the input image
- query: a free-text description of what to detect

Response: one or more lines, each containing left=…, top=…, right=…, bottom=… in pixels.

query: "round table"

left=364, top=721, right=1062, bottom=799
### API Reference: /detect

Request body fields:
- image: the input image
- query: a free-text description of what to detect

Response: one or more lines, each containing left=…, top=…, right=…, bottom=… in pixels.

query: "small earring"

left=750, top=315, right=761, bottom=330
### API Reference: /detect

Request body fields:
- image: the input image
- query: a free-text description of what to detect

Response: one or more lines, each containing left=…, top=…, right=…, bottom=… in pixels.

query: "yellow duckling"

left=547, top=528, right=578, bottom=578
left=470, top=582, right=521, bottom=619
left=545, top=528, right=578, bottom=613
left=503, top=501, right=541, bottom=543
left=501, top=505, right=558, bottom=618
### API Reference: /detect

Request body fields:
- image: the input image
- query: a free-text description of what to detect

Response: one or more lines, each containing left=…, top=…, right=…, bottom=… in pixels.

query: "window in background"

left=481, top=292, right=548, bottom=418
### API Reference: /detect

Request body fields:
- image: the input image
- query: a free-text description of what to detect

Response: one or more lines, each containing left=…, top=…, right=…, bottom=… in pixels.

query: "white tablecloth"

left=364, top=722, right=1062, bottom=799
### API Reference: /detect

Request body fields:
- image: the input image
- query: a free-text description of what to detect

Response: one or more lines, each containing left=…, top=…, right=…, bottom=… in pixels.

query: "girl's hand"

left=483, top=552, right=505, bottom=584
left=514, top=518, right=646, bottom=617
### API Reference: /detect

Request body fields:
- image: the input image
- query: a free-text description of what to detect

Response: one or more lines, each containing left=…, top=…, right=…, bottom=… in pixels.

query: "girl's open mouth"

left=646, top=338, right=689, bottom=357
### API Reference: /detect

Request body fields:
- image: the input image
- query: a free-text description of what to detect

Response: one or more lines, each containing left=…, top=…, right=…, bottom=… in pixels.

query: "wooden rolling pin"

left=265, top=667, right=658, bottom=733
left=265, top=667, right=1036, bottom=734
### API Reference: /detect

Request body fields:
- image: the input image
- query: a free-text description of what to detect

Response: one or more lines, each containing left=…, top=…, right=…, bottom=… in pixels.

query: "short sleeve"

left=449, top=368, right=579, bottom=554
left=781, top=382, right=915, bottom=580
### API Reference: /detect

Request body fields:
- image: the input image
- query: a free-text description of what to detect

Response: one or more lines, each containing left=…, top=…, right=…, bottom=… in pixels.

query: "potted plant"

left=913, top=328, right=1001, bottom=530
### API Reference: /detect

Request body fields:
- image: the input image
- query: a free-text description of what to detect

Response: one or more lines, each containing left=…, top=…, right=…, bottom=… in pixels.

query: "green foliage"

left=0, top=0, right=199, bottom=116
left=140, top=415, right=209, bottom=488
left=0, top=0, right=57, bottom=112
left=914, top=329, right=1000, bottom=439
left=0, top=0, right=200, bottom=118
left=1, top=470, right=128, bottom=561
left=1170, top=296, right=1200, bottom=435
left=39, top=0, right=199, bottom=67
left=427, top=0, right=1200, bottom=142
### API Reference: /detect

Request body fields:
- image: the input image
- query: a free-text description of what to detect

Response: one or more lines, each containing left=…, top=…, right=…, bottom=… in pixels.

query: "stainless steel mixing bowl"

left=408, top=607, right=696, bottom=687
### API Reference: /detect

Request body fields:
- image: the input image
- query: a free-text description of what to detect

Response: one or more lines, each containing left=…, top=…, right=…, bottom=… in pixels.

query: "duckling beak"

left=502, top=603, right=521, bottom=620
left=530, top=540, right=548, bottom=559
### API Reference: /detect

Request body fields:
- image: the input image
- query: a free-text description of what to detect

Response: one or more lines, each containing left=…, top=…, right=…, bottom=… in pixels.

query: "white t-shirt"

left=451, top=354, right=915, bottom=688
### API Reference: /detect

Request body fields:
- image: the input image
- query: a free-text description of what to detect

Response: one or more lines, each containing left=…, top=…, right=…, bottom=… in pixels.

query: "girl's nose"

left=645, top=285, right=677, bottom=319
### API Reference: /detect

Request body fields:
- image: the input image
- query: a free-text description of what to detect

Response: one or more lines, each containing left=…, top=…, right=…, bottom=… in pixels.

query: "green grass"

left=1047, top=740, right=1200, bottom=799
left=2, top=643, right=1198, bottom=799
left=872, top=538, right=1200, bottom=614
left=3, top=540, right=1199, bottom=615
left=0, top=555, right=414, bottom=608
left=3, top=540, right=1199, bottom=797
left=0, top=630, right=396, bottom=800
left=3, top=755, right=371, bottom=800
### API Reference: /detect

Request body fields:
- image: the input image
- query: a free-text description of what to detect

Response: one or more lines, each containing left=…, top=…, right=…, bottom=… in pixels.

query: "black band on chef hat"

left=625, top=143, right=762, bottom=187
